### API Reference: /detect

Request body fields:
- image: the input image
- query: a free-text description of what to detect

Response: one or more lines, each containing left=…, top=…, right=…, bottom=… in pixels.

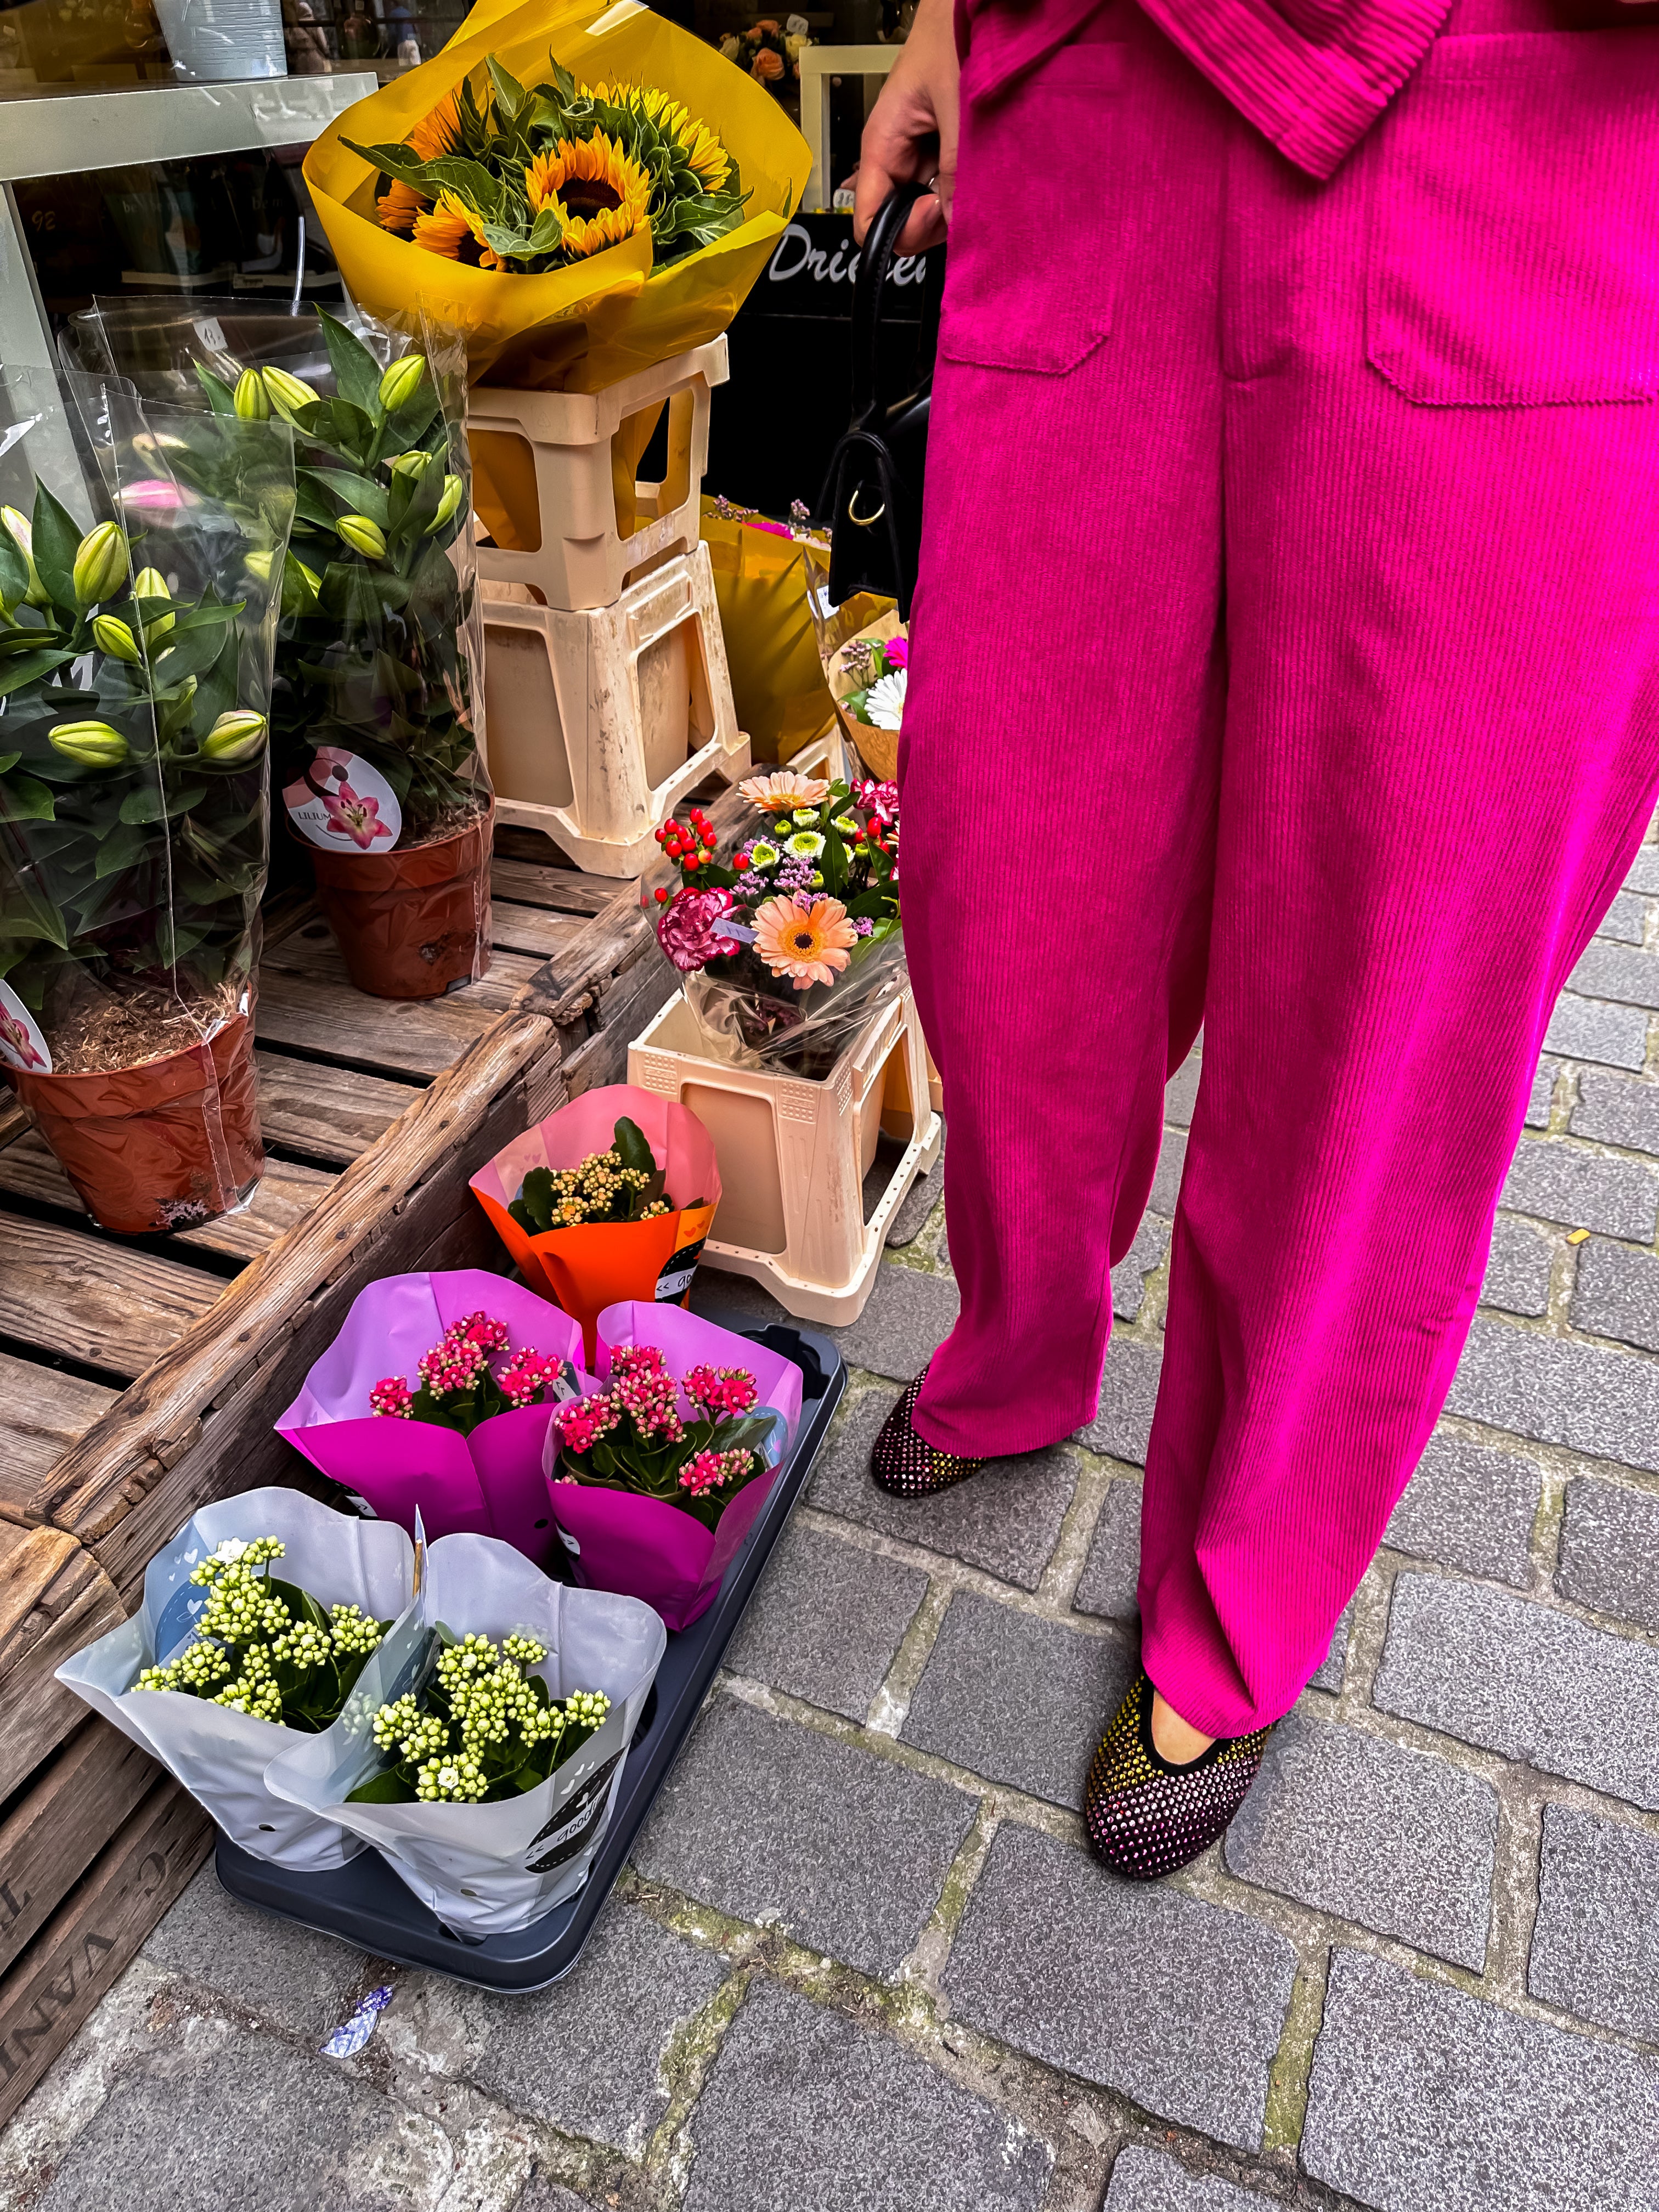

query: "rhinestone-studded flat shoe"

left=1084, top=1670, right=1270, bottom=1880
left=870, top=1373, right=986, bottom=1497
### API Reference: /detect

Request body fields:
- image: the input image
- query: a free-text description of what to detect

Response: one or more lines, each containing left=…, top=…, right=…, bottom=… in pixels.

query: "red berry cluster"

left=652, top=808, right=720, bottom=902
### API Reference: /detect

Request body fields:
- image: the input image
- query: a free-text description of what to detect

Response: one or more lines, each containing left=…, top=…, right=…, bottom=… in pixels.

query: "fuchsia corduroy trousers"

left=900, top=0, right=1659, bottom=1738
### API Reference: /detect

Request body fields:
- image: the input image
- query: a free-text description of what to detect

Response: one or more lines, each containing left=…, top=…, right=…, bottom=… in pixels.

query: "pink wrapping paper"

left=541, top=1301, right=804, bottom=1632
left=276, top=1269, right=592, bottom=1565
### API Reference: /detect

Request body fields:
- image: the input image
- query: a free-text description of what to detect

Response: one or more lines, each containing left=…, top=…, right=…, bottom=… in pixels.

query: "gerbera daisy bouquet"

left=641, top=766, right=903, bottom=1071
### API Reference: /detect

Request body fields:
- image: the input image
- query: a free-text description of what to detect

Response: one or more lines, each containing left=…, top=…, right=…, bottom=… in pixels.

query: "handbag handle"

left=849, top=180, right=935, bottom=433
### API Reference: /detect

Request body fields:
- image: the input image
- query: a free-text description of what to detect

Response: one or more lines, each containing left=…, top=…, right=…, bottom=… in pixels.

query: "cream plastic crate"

left=481, top=543, right=751, bottom=877
left=628, top=984, right=943, bottom=1325
left=467, top=339, right=727, bottom=613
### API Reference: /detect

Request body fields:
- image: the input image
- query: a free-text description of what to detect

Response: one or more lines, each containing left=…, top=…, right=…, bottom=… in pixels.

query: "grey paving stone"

left=1479, top=1214, right=1553, bottom=1317
left=1104, top=2146, right=1279, bottom=2210
left=143, top=1864, right=366, bottom=2042
left=726, top=1517, right=927, bottom=1720
left=1498, top=1138, right=1659, bottom=1239
left=1444, top=1316, right=1659, bottom=1475
left=1303, top=1949, right=1656, bottom=2212
left=1165, top=1045, right=1202, bottom=1130
left=900, top=1591, right=1135, bottom=1808
left=943, top=1824, right=1297, bottom=2152
left=1594, top=889, right=1648, bottom=946
left=631, top=1693, right=974, bottom=1975
left=1222, top=1712, right=1497, bottom=1968
left=419, top=1904, right=728, bottom=2154
left=1150, top=1125, right=1189, bottom=1218
left=1570, top=1067, right=1659, bottom=1155
left=1555, top=1474, right=1659, bottom=1632
left=1310, top=1603, right=1352, bottom=1692
left=1567, top=940, right=1659, bottom=1009
left=1114, top=1215, right=1171, bottom=1324
left=885, top=1127, right=944, bottom=1247
left=1569, top=1236, right=1659, bottom=1353
left=32, top=2021, right=471, bottom=2212
left=1627, top=843, right=1659, bottom=894
left=810, top=1384, right=1078, bottom=1591
left=1525, top=1056, right=1559, bottom=1129
left=832, top=1260, right=960, bottom=1381
left=1542, top=991, right=1649, bottom=1071
left=1527, top=1804, right=1659, bottom=2042
left=511, top=2186, right=590, bottom=2212
left=681, top=1977, right=1052, bottom=2212
left=1373, top=1572, right=1659, bottom=1809
left=1384, top=1430, right=1541, bottom=1587
left=1073, top=1478, right=1143, bottom=1621
left=1078, top=1334, right=1163, bottom=1465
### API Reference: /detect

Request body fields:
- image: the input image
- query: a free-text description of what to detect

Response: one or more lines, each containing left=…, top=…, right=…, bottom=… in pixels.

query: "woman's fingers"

left=854, top=0, right=960, bottom=252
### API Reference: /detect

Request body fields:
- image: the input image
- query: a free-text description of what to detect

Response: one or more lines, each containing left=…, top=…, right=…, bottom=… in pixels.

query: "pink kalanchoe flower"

left=682, top=1364, right=759, bottom=1417
left=656, top=885, right=735, bottom=973
left=551, top=1393, right=622, bottom=1457
left=370, top=1375, right=414, bottom=1418
left=679, top=1447, right=755, bottom=1495
left=447, top=1311, right=511, bottom=1353
left=322, top=783, right=396, bottom=851
left=498, top=1348, right=561, bottom=1407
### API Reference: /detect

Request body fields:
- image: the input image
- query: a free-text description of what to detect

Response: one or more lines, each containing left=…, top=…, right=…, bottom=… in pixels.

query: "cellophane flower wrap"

left=275, top=1269, right=590, bottom=1566
left=265, top=1529, right=665, bottom=1934
left=539, top=1300, right=803, bottom=1631
left=63, top=298, right=490, bottom=859
left=470, top=1083, right=721, bottom=1362
left=0, top=366, right=292, bottom=1231
left=641, top=765, right=902, bottom=1074
left=302, top=0, right=810, bottom=393
left=801, top=535, right=904, bottom=783
left=55, top=1488, right=414, bottom=1871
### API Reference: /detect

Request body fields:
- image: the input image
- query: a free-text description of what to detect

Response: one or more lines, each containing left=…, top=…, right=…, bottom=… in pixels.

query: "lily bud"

left=92, top=614, right=142, bottom=663
left=133, top=565, right=174, bottom=642
left=49, top=719, right=129, bottom=767
left=377, top=353, right=426, bottom=414
left=426, top=475, right=465, bottom=534
left=72, top=521, right=130, bottom=608
left=388, top=449, right=427, bottom=479
left=336, top=514, right=387, bottom=562
left=261, top=365, right=320, bottom=414
left=280, top=555, right=321, bottom=617
left=201, top=709, right=268, bottom=765
left=1, top=507, right=47, bottom=609
left=233, top=369, right=270, bottom=421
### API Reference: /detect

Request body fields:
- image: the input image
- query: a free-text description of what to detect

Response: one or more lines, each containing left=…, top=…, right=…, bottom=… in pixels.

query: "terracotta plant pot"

left=307, top=803, right=494, bottom=1001
left=7, top=1007, right=263, bottom=1235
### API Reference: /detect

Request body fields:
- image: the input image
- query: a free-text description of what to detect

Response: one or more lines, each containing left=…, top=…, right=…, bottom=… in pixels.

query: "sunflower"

left=406, top=88, right=461, bottom=162
left=738, top=769, right=830, bottom=814
left=524, top=132, right=650, bottom=258
left=588, top=80, right=732, bottom=191
left=411, top=192, right=499, bottom=268
left=376, top=177, right=428, bottom=234
left=752, top=894, right=859, bottom=991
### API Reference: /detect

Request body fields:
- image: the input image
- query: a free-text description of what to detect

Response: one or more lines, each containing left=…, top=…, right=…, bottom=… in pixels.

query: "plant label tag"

left=285, top=747, right=402, bottom=855
left=0, top=981, right=50, bottom=1074
left=655, top=1238, right=704, bottom=1302
left=524, top=1751, right=622, bottom=1872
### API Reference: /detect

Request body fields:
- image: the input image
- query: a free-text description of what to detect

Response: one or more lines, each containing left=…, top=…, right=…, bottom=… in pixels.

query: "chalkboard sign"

left=743, top=211, right=938, bottom=322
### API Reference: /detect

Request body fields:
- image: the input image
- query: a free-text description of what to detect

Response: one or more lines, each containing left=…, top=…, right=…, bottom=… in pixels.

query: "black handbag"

left=814, top=182, right=943, bottom=622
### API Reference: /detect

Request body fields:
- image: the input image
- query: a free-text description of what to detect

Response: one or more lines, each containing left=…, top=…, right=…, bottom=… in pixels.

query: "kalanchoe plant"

left=349, top=1626, right=610, bottom=1804
left=198, top=311, right=484, bottom=845
left=370, top=1308, right=578, bottom=1436
left=550, top=1345, right=779, bottom=1531
left=133, top=1536, right=389, bottom=1729
left=507, top=1113, right=696, bottom=1232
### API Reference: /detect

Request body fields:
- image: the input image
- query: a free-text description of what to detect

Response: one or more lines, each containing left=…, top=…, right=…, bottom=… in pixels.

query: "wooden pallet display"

left=0, top=822, right=678, bottom=2127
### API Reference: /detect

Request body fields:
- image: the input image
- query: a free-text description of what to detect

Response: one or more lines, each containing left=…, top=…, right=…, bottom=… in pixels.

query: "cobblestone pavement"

left=8, top=835, right=1659, bottom=2212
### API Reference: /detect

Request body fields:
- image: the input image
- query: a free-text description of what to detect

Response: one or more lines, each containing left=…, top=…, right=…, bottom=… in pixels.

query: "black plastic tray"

left=216, top=1317, right=845, bottom=1991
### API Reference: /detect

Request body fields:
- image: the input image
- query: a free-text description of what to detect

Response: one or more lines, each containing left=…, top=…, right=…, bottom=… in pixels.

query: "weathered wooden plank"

left=0, top=1723, right=158, bottom=1977
left=255, top=1051, right=420, bottom=1166
left=37, top=1009, right=555, bottom=1543
left=0, top=1542, right=125, bottom=1802
left=560, top=932, right=681, bottom=1099
left=0, top=1133, right=335, bottom=1266
left=0, top=1098, right=26, bottom=1151
left=256, top=953, right=540, bottom=1083
left=261, top=916, right=535, bottom=1006
left=521, top=891, right=655, bottom=1029
left=488, top=899, right=592, bottom=964
left=0, top=1780, right=210, bottom=2129
left=0, top=1357, right=117, bottom=1521
left=0, top=1214, right=222, bottom=1380
left=490, top=853, right=629, bottom=915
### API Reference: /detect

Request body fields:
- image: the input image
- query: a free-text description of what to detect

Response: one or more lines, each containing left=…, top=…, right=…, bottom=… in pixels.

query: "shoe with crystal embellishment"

left=1083, top=1670, right=1271, bottom=1880
left=870, top=1372, right=986, bottom=1497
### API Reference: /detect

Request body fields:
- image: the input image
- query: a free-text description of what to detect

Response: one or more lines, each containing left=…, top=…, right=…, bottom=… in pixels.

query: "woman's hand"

left=854, top=0, right=960, bottom=252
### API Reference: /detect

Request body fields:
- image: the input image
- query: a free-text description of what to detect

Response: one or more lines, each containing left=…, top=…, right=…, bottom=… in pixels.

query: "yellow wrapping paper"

left=701, top=500, right=837, bottom=764
left=302, top=0, right=810, bottom=392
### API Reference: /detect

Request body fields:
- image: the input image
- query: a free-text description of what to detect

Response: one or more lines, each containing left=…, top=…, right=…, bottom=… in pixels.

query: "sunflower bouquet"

left=353, top=58, right=747, bottom=276
left=641, top=766, right=904, bottom=1071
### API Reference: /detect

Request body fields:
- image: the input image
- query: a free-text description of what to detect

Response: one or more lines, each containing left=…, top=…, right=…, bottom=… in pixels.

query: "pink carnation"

left=656, top=885, right=735, bottom=973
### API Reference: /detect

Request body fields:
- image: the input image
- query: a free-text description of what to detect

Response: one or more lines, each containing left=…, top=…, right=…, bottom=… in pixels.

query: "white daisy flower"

left=864, top=667, right=906, bottom=730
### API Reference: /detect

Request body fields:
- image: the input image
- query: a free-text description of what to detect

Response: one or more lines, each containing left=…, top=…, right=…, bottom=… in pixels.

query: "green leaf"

left=292, top=396, right=376, bottom=461
left=0, top=532, right=27, bottom=612
left=93, top=819, right=158, bottom=879
left=613, top=1115, right=655, bottom=1177
left=0, top=646, right=77, bottom=701
left=31, top=483, right=87, bottom=614
left=149, top=622, right=233, bottom=690
left=195, top=364, right=237, bottom=416
left=346, top=1767, right=416, bottom=1804
left=310, top=469, right=390, bottom=529
left=516, top=1164, right=556, bottom=1232
left=315, top=307, right=385, bottom=419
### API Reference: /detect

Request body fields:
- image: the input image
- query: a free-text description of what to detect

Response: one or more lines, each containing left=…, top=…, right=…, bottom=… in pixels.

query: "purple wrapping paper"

left=276, top=1269, right=592, bottom=1564
left=541, top=1301, right=804, bottom=1632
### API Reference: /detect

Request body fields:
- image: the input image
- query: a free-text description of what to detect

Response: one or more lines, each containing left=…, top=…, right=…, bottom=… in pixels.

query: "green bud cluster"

left=359, top=1629, right=610, bottom=1807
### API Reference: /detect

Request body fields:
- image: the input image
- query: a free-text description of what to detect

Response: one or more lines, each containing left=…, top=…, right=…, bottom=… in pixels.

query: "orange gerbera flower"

left=411, top=193, right=499, bottom=268
left=523, top=131, right=649, bottom=259
left=752, top=893, right=859, bottom=991
left=406, top=88, right=461, bottom=162
left=376, top=177, right=428, bottom=234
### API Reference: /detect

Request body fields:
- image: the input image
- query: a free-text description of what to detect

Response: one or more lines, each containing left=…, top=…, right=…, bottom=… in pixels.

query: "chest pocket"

left=1367, top=30, right=1659, bottom=406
